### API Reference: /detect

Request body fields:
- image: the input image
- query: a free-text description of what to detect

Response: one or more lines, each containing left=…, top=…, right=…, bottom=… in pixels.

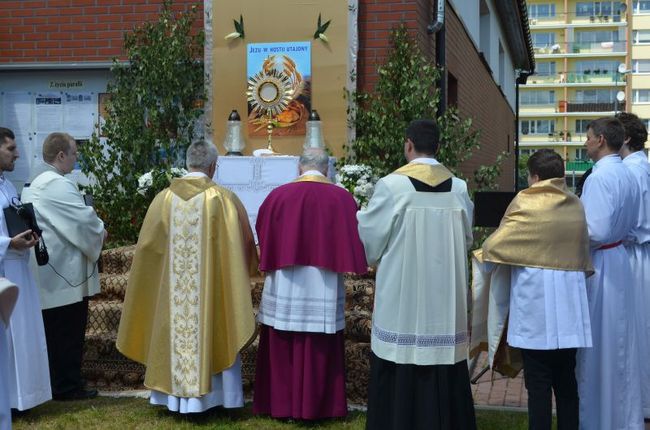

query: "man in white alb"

left=576, top=117, right=644, bottom=430
left=0, top=127, right=51, bottom=412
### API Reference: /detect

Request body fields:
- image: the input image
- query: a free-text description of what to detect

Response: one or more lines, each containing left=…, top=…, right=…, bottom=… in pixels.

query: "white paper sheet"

left=35, top=93, right=63, bottom=133
left=1, top=92, right=33, bottom=136
left=63, top=92, right=96, bottom=138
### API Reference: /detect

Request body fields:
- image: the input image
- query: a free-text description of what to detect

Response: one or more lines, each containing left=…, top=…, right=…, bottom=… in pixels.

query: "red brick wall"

left=357, top=0, right=434, bottom=93
left=446, top=4, right=516, bottom=190
left=1, top=0, right=203, bottom=63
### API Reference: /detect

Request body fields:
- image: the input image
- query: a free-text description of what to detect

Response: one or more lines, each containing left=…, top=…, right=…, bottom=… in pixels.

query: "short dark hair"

left=0, top=127, right=15, bottom=147
left=587, top=117, right=625, bottom=151
left=405, top=119, right=440, bottom=155
left=616, top=112, right=648, bottom=152
left=527, top=149, right=565, bottom=180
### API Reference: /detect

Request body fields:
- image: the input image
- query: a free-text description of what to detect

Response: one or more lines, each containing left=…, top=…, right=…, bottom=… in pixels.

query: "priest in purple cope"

left=252, top=148, right=368, bottom=420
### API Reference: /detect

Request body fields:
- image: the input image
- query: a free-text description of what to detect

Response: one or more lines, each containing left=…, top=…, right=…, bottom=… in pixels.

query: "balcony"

left=519, top=130, right=586, bottom=144
left=527, top=72, right=625, bottom=85
left=529, top=12, right=626, bottom=27
left=564, top=101, right=623, bottom=112
left=533, top=41, right=627, bottom=57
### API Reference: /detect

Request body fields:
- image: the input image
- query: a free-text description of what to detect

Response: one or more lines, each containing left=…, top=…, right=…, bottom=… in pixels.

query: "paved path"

left=470, top=352, right=528, bottom=409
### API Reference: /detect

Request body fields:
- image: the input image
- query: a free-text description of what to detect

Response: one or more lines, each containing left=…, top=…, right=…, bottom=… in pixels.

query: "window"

left=633, top=1, right=650, bottom=14
left=533, top=32, right=556, bottom=48
left=498, top=42, right=505, bottom=87
left=576, top=89, right=616, bottom=103
left=521, top=90, right=556, bottom=105
left=577, top=1, right=624, bottom=16
left=520, top=120, right=555, bottom=135
left=575, top=148, right=589, bottom=160
left=576, top=119, right=591, bottom=133
left=575, top=30, right=619, bottom=43
left=529, top=4, right=556, bottom=18
left=633, top=31, right=650, bottom=44
left=535, top=62, right=556, bottom=76
left=633, top=90, right=650, bottom=103
left=479, top=0, right=490, bottom=57
left=633, top=60, right=650, bottom=73
left=643, top=119, right=650, bottom=129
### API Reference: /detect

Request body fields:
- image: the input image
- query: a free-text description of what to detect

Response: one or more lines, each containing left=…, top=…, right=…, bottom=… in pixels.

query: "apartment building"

left=521, top=0, right=647, bottom=185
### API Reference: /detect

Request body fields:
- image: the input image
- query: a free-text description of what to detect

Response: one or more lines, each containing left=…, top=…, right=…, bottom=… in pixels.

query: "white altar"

left=214, top=156, right=336, bottom=237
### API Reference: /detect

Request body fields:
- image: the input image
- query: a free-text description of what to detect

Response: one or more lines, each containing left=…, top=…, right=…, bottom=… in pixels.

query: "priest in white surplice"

left=471, top=149, right=593, bottom=430
left=0, top=128, right=51, bottom=412
left=358, top=120, right=475, bottom=430
left=117, top=141, right=257, bottom=413
left=0, top=278, right=19, bottom=430
left=576, top=117, right=644, bottom=430
left=618, top=112, right=650, bottom=419
left=22, top=132, right=105, bottom=401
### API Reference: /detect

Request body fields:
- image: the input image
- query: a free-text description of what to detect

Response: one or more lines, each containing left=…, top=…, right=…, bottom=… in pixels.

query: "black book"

left=473, top=191, right=518, bottom=227
left=3, top=203, right=39, bottom=237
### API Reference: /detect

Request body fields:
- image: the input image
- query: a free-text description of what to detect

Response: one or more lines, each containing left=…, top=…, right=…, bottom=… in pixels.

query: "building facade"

left=522, top=0, right=649, bottom=186
left=1, top=0, right=533, bottom=190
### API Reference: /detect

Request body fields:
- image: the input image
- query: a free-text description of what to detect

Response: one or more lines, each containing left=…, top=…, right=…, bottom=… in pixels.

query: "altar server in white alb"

left=0, top=128, right=51, bottom=412
left=0, top=278, right=19, bottom=430
left=618, top=112, right=650, bottom=420
left=358, top=119, right=475, bottom=430
left=576, top=117, right=644, bottom=430
left=22, top=132, right=105, bottom=401
left=473, top=149, right=593, bottom=430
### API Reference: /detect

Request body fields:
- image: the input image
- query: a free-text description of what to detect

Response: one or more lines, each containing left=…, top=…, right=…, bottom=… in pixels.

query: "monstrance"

left=247, top=69, right=293, bottom=153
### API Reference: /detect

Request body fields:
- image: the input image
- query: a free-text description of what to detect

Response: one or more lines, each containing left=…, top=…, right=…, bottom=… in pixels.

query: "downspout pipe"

left=515, top=69, right=533, bottom=191
left=427, top=0, right=446, bottom=116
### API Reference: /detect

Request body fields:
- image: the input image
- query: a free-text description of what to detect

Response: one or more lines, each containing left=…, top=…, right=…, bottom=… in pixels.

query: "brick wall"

left=1, top=0, right=203, bottom=63
left=357, top=0, right=434, bottom=93
left=2, top=0, right=515, bottom=188
left=446, top=4, right=515, bottom=190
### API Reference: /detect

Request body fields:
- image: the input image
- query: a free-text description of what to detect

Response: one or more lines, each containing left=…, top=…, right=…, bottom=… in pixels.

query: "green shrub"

left=80, top=1, right=204, bottom=245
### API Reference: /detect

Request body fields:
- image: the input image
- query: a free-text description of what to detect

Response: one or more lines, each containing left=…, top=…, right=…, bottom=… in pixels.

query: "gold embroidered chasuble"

left=116, top=176, right=258, bottom=397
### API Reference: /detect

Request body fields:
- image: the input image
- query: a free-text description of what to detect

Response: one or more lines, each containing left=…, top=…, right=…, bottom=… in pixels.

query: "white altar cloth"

left=213, top=156, right=335, bottom=241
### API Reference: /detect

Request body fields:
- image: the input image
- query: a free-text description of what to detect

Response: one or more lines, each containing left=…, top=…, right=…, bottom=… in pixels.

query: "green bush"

left=80, top=1, right=204, bottom=245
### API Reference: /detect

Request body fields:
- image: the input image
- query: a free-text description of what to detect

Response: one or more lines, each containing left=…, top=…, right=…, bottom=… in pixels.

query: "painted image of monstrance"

left=247, top=68, right=294, bottom=153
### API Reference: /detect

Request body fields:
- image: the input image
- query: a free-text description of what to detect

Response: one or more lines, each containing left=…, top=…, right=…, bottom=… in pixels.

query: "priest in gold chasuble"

left=357, top=120, right=476, bottom=430
left=117, top=141, right=258, bottom=413
left=471, top=149, right=593, bottom=430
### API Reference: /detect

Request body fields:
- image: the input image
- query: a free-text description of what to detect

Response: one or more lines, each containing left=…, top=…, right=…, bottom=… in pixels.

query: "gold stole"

left=393, top=163, right=453, bottom=187
left=293, top=174, right=332, bottom=184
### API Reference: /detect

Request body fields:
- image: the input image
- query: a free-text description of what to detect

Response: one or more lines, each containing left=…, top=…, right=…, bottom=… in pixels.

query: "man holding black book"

left=0, top=127, right=51, bottom=412
left=22, top=132, right=106, bottom=401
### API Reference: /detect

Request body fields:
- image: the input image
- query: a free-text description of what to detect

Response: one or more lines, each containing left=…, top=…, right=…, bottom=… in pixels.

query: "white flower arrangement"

left=335, top=164, right=378, bottom=208
left=137, top=167, right=188, bottom=196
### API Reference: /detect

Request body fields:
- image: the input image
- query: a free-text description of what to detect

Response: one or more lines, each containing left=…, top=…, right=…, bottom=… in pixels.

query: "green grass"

left=13, top=397, right=530, bottom=429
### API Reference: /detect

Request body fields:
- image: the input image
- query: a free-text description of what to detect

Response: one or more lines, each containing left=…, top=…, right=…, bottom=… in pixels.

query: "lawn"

left=12, top=397, right=532, bottom=429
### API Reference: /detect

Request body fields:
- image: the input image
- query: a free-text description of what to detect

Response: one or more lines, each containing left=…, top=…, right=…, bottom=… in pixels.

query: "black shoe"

left=53, top=388, right=98, bottom=401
